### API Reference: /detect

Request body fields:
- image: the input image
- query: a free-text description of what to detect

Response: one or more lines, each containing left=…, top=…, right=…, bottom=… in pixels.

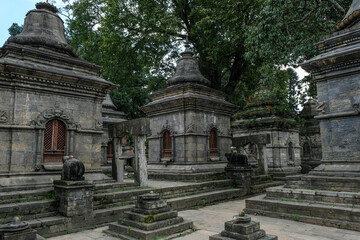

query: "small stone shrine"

left=142, top=41, right=238, bottom=175
left=209, top=212, right=277, bottom=240
left=298, top=98, right=322, bottom=173
left=0, top=2, right=115, bottom=187
left=101, top=94, right=126, bottom=166
left=0, top=217, right=44, bottom=240
left=232, top=81, right=301, bottom=179
left=105, top=192, right=194, bottom=239
left=245, top=1, right=360, bottom=231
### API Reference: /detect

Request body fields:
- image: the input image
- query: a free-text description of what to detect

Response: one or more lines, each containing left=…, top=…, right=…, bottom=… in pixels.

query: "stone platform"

left=105, top=193, right=194, bottom=240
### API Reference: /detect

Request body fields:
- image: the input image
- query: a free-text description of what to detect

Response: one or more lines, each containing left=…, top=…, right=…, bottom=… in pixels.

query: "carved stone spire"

left=6, top=2, right=78, bottom=57
left=336, top=0, right=360, bottom=31
left=166, top=39, right=211, bottom=87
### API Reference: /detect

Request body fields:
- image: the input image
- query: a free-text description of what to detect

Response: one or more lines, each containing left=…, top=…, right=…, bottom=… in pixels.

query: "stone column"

left=113, top=137, right=124, bottom=182
left=53, top=180, right=94, bottom=217
left=134, top=135, right=148, bottom=187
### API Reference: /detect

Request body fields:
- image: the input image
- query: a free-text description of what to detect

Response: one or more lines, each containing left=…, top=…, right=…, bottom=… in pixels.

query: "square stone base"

left=0, top=228, right=37, bottom=240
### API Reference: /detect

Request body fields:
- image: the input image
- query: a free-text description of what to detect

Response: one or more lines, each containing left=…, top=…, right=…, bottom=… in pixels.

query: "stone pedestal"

left=210, top=214, right=277, bottom=240
left=105, top=193, right=194, bottom=240
left=225, top=153, right=253, bottom=189
left=0, top=229, right=38, bottom=240
left=54, top=180, right=94, bottom=217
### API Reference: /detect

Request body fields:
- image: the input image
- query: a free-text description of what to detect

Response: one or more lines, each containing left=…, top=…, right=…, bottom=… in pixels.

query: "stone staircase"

left=0, top=188, right=67, bottom=238
left=0, top=176, right=283, bottom=238
left=245, top=185, right=360, bottom=231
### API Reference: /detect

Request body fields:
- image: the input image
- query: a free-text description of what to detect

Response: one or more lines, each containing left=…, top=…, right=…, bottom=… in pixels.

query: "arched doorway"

left=43, top=119, right=66, bottom=163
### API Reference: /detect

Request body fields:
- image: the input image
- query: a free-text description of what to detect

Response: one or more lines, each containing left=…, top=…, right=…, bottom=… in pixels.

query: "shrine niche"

left=0, top=2, right=115, bottom=185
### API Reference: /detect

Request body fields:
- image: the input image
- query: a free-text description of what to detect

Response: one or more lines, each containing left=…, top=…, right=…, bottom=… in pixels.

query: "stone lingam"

left=105, top=192, right=194, bottom=240
left=210, top=211, right=277, bottom=240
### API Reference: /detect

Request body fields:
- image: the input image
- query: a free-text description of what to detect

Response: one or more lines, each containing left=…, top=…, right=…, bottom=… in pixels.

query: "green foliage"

left=8, top=23, right=22, bottom=36
left=61, top=0, right=352, bottom=116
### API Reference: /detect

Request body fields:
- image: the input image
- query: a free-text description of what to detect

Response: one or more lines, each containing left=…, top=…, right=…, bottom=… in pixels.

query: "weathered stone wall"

left=148, top=111, right=231, bottom=163
left=232, top=129, right=301, bottom=177
left=0, top=87, right=104, bottom=172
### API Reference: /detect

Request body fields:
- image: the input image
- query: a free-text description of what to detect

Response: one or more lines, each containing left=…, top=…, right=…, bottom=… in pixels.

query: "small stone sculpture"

left=61, top=155, right=85, bottom=181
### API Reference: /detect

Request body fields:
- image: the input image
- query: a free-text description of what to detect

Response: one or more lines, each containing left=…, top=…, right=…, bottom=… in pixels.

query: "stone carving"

left=353, top=103, right=359, bottom=113
left=61, top=155, right=85, bottom=181
left=316, top=102, right=327, bottom=114
left=158, top=123, right=177, bottom=136
left=95, top=119, right=103, bottom=129
left=240, top=143, right=259, bottom=168
left=204, top=124, right=222, bottom=135
left=185, top=123, right=196, bottom=133
left=0, top=111, right=8, bottom=123
left=31, top=108, right=79, bottom=130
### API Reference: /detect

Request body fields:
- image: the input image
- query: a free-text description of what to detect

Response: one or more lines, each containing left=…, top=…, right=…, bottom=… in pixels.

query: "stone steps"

left=93, top=179, right=234, bottom=209
left=245, top=194, right=360, bottom=232
left=265, top=186, right=360, bottom=206
left=94, top=181, right=137, bottom=192
left=167, top=188, right=246, bottom=210
left=28, top=216, right=68, bottom=237
left=0, top=188, right=54, bottom=204
left=250, top=181, right=284, bottom=194
left=0, top=200, right=58, bottom=219
left=148, top=171, right=227, bottom=181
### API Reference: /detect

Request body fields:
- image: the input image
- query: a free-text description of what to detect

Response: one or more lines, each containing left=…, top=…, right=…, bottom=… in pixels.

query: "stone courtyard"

left=47, top=195, right=360, bottom=240
left=1, top=1, right=360, bottom=240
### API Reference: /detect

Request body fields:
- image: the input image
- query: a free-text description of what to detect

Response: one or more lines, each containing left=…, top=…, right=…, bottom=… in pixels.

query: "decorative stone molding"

left=158, top=122, right=177, bottom=136
left=0, top=111, right=8, bottom=123
left=204, top=124, right=222, bottom=135
left=185, top=123, right=196, bottom=133
left=30, top=107, right=80, bottom=130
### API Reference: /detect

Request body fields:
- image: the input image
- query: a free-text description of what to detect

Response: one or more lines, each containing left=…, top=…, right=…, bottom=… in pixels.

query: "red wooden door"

left=43, top=120, right=66, bottom=163
left=162, top=131, right=172, bottom=158
left=107, top=141, right=113, bottom=162
left=209, top=129, right=218, bottom=156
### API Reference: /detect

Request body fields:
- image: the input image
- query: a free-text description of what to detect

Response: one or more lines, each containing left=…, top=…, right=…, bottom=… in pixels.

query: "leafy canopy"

left=59, top=0, right=352, bottom=118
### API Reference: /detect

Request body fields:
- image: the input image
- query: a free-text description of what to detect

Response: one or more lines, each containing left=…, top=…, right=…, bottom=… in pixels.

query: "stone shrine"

left=210, top=213, right=277, bottom=240
left=298, top=98, right=322, bottom=173
left=142, top=42, right=238, bottom=175
left=232, top=81, right=301, bottom=179
left=105, top=193, right=194, bottom=239
left=0, top=2, right=115, bottom=187
left=245, top=1, right=360, bottom=231
left=101, top=94, right=126, bottom=167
